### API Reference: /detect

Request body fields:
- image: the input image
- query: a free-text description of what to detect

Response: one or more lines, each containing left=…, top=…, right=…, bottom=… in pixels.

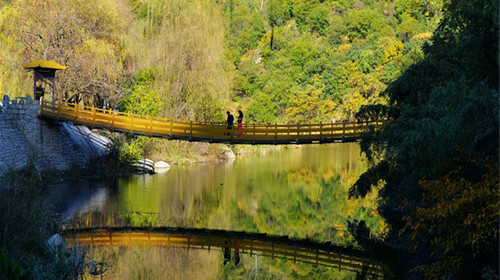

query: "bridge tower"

left=22, top=59, right=67, bottom=101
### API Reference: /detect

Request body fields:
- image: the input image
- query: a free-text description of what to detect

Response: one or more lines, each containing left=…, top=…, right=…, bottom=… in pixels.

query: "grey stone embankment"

left=0, top=95, right=110, bottom=176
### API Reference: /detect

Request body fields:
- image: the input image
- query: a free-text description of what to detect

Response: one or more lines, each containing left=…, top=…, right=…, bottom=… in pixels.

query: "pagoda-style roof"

left=23, top=59, right=67, bottom=70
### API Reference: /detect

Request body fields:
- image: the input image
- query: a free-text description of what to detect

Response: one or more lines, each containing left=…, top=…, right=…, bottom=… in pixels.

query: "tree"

left=1, top=0, right=130, bottom=106
left=351, top=0, right=499, bottom=277
left=267, top=0, right=288, bottom=50
left=133, top=0, right=231, bottom=121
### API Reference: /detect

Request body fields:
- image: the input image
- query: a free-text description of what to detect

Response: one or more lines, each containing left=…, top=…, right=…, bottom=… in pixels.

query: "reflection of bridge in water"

left=63, top=227, right=384, bottom=277
left=40, top=99, right=386, bottom=145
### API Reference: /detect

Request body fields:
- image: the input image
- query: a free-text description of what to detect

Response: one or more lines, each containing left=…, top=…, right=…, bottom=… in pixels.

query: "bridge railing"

left=40, top=99, right=386, bottom=143
left=64, top=227, right=384, bottom=276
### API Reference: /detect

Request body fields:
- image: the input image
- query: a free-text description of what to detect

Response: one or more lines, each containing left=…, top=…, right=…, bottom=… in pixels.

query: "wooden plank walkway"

left=39, top=99, right=386, bottom=145
left=63, top=227, right=384, bottom=276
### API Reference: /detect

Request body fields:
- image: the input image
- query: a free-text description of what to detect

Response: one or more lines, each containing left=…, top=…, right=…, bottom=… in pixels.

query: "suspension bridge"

left=39, top=99, right=386, bottom=145
left=63, top=226, right=385, bottom=277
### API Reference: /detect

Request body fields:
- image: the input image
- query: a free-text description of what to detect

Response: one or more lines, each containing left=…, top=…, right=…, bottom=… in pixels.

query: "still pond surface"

left=50, top=143, right=385, bottom=279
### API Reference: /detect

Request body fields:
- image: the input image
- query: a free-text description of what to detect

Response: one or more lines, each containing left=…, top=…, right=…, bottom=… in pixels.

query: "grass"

left=0, top=164, right=86, bottom=279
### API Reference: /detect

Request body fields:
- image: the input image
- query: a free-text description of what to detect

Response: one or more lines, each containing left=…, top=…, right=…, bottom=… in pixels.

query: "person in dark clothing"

left=237, top=110, right=243, bottom=137
left=226, top=111, right=234, bottom=136
left=223, top=240, right=231, bottom=265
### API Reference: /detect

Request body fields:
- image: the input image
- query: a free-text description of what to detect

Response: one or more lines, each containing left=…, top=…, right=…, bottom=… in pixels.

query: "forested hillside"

left=0, top=0, right=443, bottom=163
left=222, top=0, right=440, bottom=123
left=1, top=0, right=441, bottom=123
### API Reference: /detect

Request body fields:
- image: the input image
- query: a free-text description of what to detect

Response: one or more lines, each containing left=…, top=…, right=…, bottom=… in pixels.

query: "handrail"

left=39, top=99, right=387, bottom=144
left=63, top=227, right=384, bottom=276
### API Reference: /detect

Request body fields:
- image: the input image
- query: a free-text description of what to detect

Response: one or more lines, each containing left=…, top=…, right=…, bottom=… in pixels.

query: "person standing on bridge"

left=223, top=240, right=231, bottom=265
left=237, top=110, right=244, bottom=137
left=226, top=111, right=234, bottom=136
left=234, top=241, right=240, bottom=265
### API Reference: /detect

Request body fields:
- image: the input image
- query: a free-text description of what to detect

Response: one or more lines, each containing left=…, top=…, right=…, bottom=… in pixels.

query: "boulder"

left=154, top=161, right=170, bottom=173
left=222, top=148, right=236, bottom=159
left=47, top=233, right=63, bottom=248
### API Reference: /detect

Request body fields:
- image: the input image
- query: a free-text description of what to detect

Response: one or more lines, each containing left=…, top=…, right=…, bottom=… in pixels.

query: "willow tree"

left=0, top=0, right=131, bottom=106
left=131, top=0, right=231, bottom=121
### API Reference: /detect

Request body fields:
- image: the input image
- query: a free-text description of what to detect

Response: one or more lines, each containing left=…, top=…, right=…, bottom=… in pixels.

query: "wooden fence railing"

left=63, top=227, right=384, bottom=276
left=40, top=99, right=386, bottom=144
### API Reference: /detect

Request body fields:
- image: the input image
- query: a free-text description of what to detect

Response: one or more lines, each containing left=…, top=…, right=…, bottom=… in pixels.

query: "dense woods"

left=1, top=0, right=441, bottom=123
left=351, top=0, right=499, bottom=277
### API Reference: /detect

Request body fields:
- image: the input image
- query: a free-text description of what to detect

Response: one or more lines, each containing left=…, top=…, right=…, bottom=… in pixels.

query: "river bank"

left=0, top=95, right=287, bottom=178
left=0, top=164, right=86, bottom=279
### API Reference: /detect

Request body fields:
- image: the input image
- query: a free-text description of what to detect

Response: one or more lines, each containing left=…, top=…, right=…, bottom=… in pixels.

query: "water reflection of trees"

left=66, top=144, right=387, bottom=279
left=84, top=247, right=221, bottom=280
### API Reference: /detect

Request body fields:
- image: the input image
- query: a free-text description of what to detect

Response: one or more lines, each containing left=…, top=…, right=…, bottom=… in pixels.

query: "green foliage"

left=246, top=91, right=279, bottom=123
left=351, top=0, right=499, bottom=276
left=121, top=136, right=150, bottom=162
left=120, top=70, right=164, bottom=116
left=226, top=0, right=438, bottom=123
left=344, top=9, right=390, bottom=40
left=0, top=250, right=24, bottom=280
left=285, top=84, right=335, bottom=123
left=267, top=0, right=289, bottom=27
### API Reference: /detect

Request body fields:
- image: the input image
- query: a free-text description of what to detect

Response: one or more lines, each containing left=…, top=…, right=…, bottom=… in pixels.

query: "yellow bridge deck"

left=63, top=227, right=384, bottom=276
left=40, top=99, right=385, bottom=144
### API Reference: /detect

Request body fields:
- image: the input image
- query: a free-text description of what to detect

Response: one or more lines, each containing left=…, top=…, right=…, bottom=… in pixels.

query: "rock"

left=154, top=161, right=170, bottom=173
left=133, top=159, right=155, bottom=174
left=222, top=148, right=236, bottom=159
left=62, top=123, right=111, bottom=158
left=47, top=233, right=63, bottom=248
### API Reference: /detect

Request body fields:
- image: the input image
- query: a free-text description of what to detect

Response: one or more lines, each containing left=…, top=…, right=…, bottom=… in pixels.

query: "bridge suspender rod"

left=319, top=122, right=322, bottom=141
left=109, top=108, right=115, bottom=131
left=253, top=124, right=256, bottom=144
left=293, top=244, right=297, bottom=263
left=149, top=116, right=153, bottom=137
left=57, top=101, right=61, bottom=121
left=210, top=123, right=213, bottom=142
left=74, top=103, right=78, bottom=121
left=271, top=242, right=274, bottom=259
left=127, top=230, right=130, bottom=248
left=148, top=230, right=151, bottom=249
left=342, top=121, right=346, bottom=136
left=190, top=121, right=193, bottom=140
left=91, top=105, right=96, bottom=128
left=274, top=123, right=277, bottom=144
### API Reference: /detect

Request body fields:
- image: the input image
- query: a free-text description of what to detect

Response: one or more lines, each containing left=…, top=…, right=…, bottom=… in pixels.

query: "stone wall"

left=0, top=95, right=110, bottom=176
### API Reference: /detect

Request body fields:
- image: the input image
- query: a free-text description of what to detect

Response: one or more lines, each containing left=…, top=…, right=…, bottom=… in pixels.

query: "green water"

left=56, top=143, right=385, bottom=279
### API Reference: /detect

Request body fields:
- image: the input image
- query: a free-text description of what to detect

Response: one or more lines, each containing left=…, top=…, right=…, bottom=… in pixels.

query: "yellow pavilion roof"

left=22, top=59, right=67, bottom=70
